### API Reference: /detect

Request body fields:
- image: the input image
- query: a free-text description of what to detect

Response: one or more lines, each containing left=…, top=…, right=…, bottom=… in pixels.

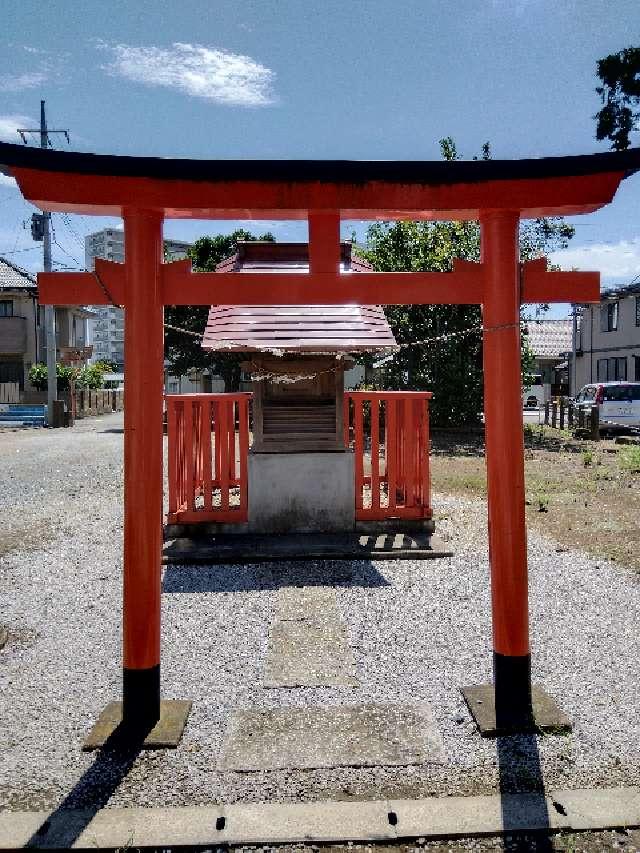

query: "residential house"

left=523, top=318, right=572, bottom=403
left=571, top=283, right=640, bottom=393
left=0, top=257, right=93, bottom=398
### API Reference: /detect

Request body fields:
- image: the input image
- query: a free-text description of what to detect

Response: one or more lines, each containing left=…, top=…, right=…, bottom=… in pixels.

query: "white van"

left=574, top=382, right=640, bottom=432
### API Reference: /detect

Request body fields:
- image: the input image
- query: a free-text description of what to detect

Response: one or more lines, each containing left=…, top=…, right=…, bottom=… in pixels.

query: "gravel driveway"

left=1, top=411, right=639, bottom=812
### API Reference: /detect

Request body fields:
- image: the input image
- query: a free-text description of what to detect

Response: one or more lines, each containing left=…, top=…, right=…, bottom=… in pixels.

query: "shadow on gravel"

left=98, top=427, right=124, bottom=433
left=163, top=558, right=390, bottom=593
left=497, top=733, right=555, bottom=852
left=25, top=726, right=145, bottom=850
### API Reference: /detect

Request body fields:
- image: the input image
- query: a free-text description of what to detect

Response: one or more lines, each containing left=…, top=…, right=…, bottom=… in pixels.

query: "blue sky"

left=0, top=0, right=639, bottom=318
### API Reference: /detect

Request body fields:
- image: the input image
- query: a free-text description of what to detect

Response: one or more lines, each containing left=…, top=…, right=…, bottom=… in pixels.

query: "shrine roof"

left=2, top=142, right=639, bottom=219
left=202, top=242, right=397, bottom=353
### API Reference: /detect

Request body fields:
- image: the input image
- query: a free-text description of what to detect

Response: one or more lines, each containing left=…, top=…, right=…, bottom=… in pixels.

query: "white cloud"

left=0, top=173, right=18, bottom=189
left=98, top=41, right=276, bottom=107
left=0, top=71, right=48, bottom=92
left=550, top=239, right=640, bottom=281
left=0, top=114, right=33, bottom=142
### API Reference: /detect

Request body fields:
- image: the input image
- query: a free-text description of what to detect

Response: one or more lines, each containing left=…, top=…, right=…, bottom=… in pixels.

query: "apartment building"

left=84, top=228, right=192, bottom=370
left=0, top=256, right=92, bottom=395
left=572, top=283, right=640, bottom=392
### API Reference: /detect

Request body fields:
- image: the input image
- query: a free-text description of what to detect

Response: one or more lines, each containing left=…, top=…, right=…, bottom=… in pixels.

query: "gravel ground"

left=1, top=411, right=640, bottom=817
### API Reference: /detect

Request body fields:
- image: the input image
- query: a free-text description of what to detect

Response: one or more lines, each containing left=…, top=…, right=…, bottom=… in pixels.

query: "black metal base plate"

left=82, top=700, right=192, bottom=751
left=461, top=685, right=571, bottom=737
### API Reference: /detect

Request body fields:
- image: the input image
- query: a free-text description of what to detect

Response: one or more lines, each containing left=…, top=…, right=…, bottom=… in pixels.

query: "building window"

left=0, top=300, right=13, bottom=317
left=636, top=296, right=640, bottom=327
left=600, top=301, right=619, bottom=332
left=597, top=356, right=627, bottom=381
left=635, top=356, right=640, bottom=382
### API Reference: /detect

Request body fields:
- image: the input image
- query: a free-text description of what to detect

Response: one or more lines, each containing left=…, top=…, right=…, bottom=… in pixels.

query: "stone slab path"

left=264, top=587, right=358, bottom=687
left=218, top=703, right=445, bottom=771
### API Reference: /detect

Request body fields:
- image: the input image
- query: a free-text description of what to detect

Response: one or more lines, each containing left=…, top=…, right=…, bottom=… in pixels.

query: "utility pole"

left=18, top=102, right=70, bottom=426
left=571, top=304, right=579, bottom=397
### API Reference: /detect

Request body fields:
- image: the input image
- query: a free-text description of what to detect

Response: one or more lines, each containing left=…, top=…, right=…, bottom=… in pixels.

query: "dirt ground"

left=430, top=426, right=640, bottom=573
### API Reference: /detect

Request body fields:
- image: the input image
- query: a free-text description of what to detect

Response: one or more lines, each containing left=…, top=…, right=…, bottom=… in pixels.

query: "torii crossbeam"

left=3, top=141, right=639, bottom=743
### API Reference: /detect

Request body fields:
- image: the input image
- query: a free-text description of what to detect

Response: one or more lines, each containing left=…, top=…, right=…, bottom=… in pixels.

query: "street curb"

left=1, top=786, right=639, bottom=849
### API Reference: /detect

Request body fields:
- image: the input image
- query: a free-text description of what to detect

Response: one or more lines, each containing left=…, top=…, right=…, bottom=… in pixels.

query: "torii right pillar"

left=462, top=210, right=571, bottom=737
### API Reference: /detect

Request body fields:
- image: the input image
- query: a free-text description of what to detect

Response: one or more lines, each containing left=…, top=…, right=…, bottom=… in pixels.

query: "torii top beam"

left=1, top=142, right=639, bottom=220
left=2, top=142, right=639, bottom=307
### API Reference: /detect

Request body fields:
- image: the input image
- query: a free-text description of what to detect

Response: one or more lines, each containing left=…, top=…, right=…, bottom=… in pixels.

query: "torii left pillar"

left=84, top=208, right=191, bottom=750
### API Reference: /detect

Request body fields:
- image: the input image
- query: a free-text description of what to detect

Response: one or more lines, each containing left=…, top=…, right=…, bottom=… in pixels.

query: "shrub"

left=28, top=362, right=77, bottom=392
left=619, top=446, right=640, bottom=473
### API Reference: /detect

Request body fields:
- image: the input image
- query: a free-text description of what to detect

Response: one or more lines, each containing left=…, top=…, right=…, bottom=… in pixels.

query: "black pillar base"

left=461, top=654, right=571, bottom=737
left=123, top=665, right=161, bottom=729
left=82, top=666, right=191, bottom=750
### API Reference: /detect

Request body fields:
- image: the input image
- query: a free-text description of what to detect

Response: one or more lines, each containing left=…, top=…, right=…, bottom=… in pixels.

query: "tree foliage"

left=358, top=139, right=575, bottom=427
left=164, top=229, right=274, bottom=390
left=595, top=46, right=640, bottom=150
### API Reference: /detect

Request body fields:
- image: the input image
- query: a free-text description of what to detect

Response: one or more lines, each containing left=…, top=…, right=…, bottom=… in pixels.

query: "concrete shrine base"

left=163, top=530, right=452, bottom=565
left=248, top=450, right=355, bottom=534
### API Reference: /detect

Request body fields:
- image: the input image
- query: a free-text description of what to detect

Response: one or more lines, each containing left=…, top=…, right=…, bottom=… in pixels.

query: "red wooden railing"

left=166, top=393, right=251, bottom=524
left=344, top=391, right=433, bottom=521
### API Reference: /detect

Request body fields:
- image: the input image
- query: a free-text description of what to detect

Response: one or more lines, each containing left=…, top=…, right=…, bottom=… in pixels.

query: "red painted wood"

left=37, top=259, right=601, bottom=308
left=481, top=211, right=530, bottom=658
left=167, top=400, right=179, bottom=517
left=239, top=397, right=249, bottom=516
left=520, top=258, right=600, bottom=304
left=165, top=393, right=250, bottom=525
left=122, top=209, right=163, bottom=673
left=354, top=400, right=364, bottom=512
left=346, top=392, right=432, bottom=521
left=183, top=400, right=195, bottom=511
left=387, top=399, right=397, bottom=514
left=12, top=164, right=625, bottom=220
left=309, top=211, right=341, bottom=274
left=201, top=400, right=213, bottom=511
left=371, top=399, right=380, bottom=512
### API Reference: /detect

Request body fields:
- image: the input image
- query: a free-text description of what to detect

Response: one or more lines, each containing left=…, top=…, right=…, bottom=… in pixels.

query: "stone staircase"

left=0, top=404, right=46, bottom=428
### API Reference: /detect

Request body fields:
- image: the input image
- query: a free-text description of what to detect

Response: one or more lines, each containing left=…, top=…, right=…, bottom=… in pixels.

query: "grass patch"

left=431, top=430, right=640, bottom=572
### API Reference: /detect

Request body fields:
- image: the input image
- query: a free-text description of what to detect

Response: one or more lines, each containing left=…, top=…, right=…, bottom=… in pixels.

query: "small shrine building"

left=202, top=241, right=397, bottom=534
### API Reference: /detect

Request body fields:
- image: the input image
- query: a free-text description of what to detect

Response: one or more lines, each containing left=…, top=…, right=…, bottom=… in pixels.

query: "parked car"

left=573, top=382, right=640, bottom=432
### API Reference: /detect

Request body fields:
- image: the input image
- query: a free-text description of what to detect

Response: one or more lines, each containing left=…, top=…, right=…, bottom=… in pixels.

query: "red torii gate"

left=2, top=141, right=639, bottom=743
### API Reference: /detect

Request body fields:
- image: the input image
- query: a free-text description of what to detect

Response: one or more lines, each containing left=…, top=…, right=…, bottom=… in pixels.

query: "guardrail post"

left=544, top=401, right=550, bottom=425
left=551, top=400, right=558, bottom=429
left=559, top=398, right=565, bottom=430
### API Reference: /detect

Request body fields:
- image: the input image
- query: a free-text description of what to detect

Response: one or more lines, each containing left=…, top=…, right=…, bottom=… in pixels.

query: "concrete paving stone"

left=0, top=810, right=50, bottom=848
left=273, top=586, right=338, bottom=622
left=82, top=699, right=192, bottom=750
left=461, top=685, right=572, bottom=737
left=388, top=793, right=570, bottom=838
left=553, top=786, right=640, bottom=831
left=264, top=617, right=359, bottom=687
left=217, top=702, right=445, bottom=771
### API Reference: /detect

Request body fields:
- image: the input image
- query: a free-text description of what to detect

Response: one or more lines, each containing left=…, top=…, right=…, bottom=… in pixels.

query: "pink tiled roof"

left=202, top=242, right=397, bottom=353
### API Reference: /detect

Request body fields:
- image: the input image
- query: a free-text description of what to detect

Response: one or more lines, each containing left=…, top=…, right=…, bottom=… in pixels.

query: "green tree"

left=164, top=229, right=274, bottom=391
left=595, top=46, right=640, bottom=150
left=358, top=139, right=574, bottom=427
